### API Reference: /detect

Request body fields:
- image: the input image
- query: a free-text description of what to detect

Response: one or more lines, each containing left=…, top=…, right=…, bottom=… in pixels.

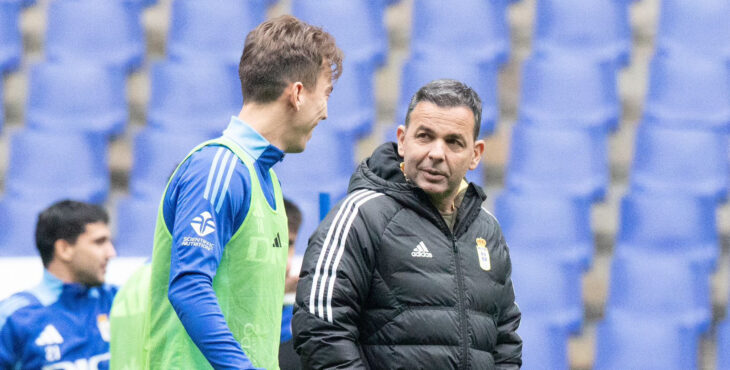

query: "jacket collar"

left=222, top=116, right=285, bottom=171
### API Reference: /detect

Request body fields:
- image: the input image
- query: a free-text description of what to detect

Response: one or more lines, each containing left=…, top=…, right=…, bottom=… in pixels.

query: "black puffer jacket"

left=293, top=143, right=522, bottom=369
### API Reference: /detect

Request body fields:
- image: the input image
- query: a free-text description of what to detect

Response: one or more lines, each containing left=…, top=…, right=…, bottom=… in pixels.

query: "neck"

left=238, top=101, right=292, bottom=150
left=46, top=260, right=75, bottom=284
left=430, top=192, right=457, bottom=214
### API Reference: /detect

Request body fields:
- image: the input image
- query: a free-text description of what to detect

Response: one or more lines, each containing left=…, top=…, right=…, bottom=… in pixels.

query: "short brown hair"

left=239, top=15, right=343, bottom=103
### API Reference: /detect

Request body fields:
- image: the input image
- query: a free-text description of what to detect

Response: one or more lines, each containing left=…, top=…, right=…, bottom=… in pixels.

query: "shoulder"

left=178, top=145, right=251, bottom=183
left=331, top=189, right=397, bottom=222
left=0, top=292, right=42, bottom=331
left=167, top=144, right=252, bottom=210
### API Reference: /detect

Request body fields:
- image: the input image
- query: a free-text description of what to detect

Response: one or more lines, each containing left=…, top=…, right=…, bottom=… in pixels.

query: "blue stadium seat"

left=615, top=192, right=719, bottom=271
left=519, top=53, right=620, bottom=131
left=718, top=319, right=730, bottom=370
left=505, top=123, right=608, bottom=201
left=167, top=0, right=267, bottom=67
left=643, top=53, right=730, bottom=131
left=517, top=317, right=570, bottom=369
left=533, top=0, right=631, bottom=65
left=0, top=1, right=20, bottom=73
left=276, top=128, right=356, bottom=194
left=147, top=61, right=241, bottom=136
left=606, top=253, right=711, bottom=332
left=396, top=57, right=498, bottom=138
left=326, top=58, right=376, bottom=138
left=630, top=123, right=729, bottom=201
left=4, top=129, right=109, bottom=204
left=494, top=191, right=593, bottom=270
left=292, top=0, right=386, bottom=67
left=26, top=62, right=127, bottom=136
left=0, top=196, right=59, bottom=256
left=409, top=0, right=510, bottom=65
left=510, top=251, right=583, bottom=334
left=464, top=163, right=484, bottom=187
left=114, top=196, right=159, bottom=257
left=45, top=0, right=144, bottom=72
left=656, top=0, right=730, bottom=61
left=126, top=0, right=158, bottom=8
left=129, top=129, right=213, bottom=199
left=595, top=312, right=700, bottom=370
left=0, top=78, right=3, bottom=132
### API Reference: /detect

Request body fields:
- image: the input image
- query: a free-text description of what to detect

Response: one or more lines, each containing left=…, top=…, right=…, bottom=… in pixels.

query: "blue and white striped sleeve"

left=163, top=145, right=256, bottom=369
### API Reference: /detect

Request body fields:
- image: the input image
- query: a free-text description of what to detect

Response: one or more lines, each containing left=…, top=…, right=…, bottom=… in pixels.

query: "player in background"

left=0, top=200, right=117, bottom=369
left=141, top=15, right=343, bottom=369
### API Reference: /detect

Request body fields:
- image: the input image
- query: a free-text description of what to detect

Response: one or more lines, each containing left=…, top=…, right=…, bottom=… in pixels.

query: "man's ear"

left=469, top=140, right=486, bottom=170
left=396, top=125, right=407, bottom=157
left=287, top=82, right=305, bottom=111
left=54, top=239, right=74, bottom=263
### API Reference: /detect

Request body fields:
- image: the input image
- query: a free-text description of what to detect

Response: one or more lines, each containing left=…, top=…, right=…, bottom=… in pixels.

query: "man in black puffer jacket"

left=293, top=79, right=522, bottom=369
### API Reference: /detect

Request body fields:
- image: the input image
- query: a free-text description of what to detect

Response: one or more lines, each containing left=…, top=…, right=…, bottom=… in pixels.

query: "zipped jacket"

left=293, top=142, right=522, bottom=369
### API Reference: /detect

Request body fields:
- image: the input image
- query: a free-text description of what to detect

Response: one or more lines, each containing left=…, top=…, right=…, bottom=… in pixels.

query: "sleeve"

left=164, top=146, right=258, bottom=370
left=292, top=193, right=378, bottom=369
left=493, top=234, right=523, bottom=369
left=0, top=295, right=30, bottom=368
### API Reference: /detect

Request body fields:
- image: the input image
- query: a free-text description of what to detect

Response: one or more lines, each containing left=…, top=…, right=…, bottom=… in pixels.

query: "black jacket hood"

left=347, top=142, right=488, bottom=236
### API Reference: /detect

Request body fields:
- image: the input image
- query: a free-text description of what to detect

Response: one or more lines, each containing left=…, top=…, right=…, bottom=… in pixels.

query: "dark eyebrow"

left=414, top=126, right=435, bottom=134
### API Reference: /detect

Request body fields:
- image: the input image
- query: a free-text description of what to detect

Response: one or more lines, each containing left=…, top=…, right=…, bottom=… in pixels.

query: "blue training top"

left=0, top=270, right=118, bottom=370
left=162, top=116, right=285, bottom=368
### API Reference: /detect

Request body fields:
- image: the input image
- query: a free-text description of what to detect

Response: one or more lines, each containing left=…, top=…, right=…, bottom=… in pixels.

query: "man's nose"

left=428, top=140, right=446, bottom=160
left=107, top=242, right=117, bottom=259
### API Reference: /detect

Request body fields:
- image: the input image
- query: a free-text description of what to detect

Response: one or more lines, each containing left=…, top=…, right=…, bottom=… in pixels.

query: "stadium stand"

left=44, top=0, right=144, bottom=72
left=409, top=0, right=510, bottom=66
left=532, top=0, right=631, bottom=65
left=494, top=191, right=594, bottom=270
left=509, top=251, right=584, bottom=333
left=655, top=0, right=730, bottom=61
left=146, top=60, right=242, bottom=136
left=615, top=193, right=720, bottom=271
left=166, top=0, right=267, bottom=67
left=291, top=0, right=387, bottom=68
left=718, top=316, right=730, bottom=370
left=517, top=318, right=571, bottom=369
left=26, top=61, right=128, bottom=136
left=629, top=123, right=729, bottom=201
left=0, top=0, right=729, bottom=368
left=114, top=196, right=159, bottom=257
left=594, top=312, right=701, bottom=370
left=0, top=0, right=21, bottom=73
left=505, top=123, right=608, bottom=201
left=643, top=52, right=730, bottom=131
left=128, top=129, right=212, bottom=199
left=519, top=53, right=620, bottom=131
left=3, top=129, right=109, bottom=204
left=606, top=253, right=712, bottom=332
left=324, top=58, right=377, bottom=138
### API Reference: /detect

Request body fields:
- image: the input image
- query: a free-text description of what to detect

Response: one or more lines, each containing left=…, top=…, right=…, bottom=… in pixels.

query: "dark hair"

left=284, top=198, right=302, bottom=234
left=239, top=15, right=344, bottom=103
left=35, top=200, right=109, bottom=267
left=404, top=79, right=482, bottom=139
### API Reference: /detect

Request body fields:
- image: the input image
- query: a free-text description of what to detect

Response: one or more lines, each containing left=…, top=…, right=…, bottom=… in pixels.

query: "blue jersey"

left=161, top=116, right=284, bottom=368
left=0, top=271, right=117, bottom=370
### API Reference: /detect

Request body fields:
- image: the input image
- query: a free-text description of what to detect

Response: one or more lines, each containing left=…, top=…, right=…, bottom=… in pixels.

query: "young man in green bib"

left=126, top=15, right=343, bottom=369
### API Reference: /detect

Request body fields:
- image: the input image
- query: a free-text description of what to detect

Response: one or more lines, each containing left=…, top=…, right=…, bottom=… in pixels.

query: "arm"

left=292, top=192, right=381, bottom=369
left=0, top=295, right=30, bottom=368
left=164, top=147, right=256, bottom=369
left=493, top=235, right=523, bottom=369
